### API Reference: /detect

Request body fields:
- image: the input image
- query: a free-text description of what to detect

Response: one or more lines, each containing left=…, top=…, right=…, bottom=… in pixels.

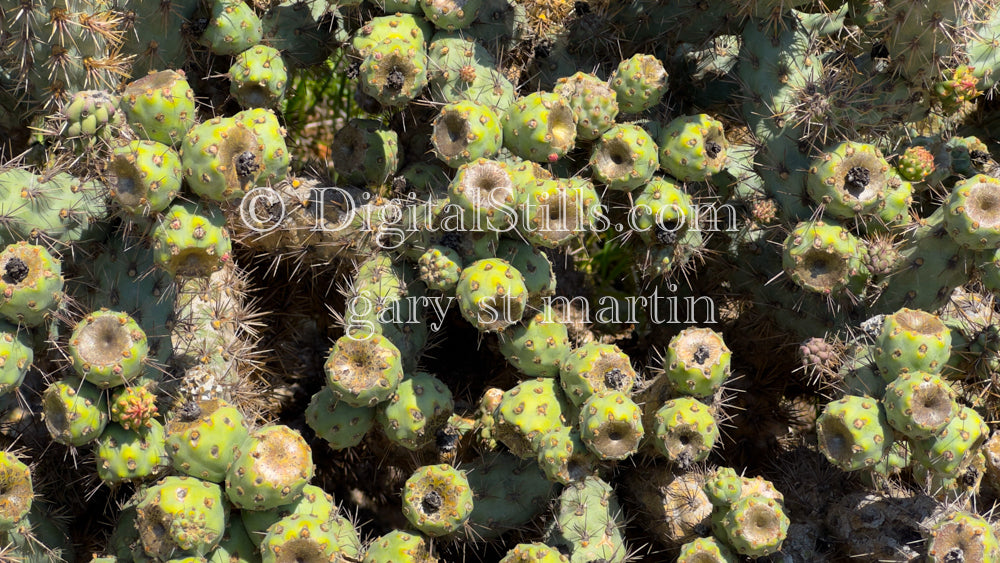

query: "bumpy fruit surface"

left=912, top=405, right=989, bottom=476
left=305, top=386, right=375, bottom=450
left=0, top=452, right=32, bottom=532
left=499, top=307, right=571, bottom=378
left=501, top=542, right=569, bottom=562
left=502, top=92, right=577, bottom=163
left=455, top=258, right=528, bottom=332
left=135, top=475, right=227, bottom=559
left=225, top=424, right=314, bottom=511
left=152, top=202, right=233, bottom=277
left=43, top=376, right=107, bottom=447
left=609, top=54, right=668, bottom=114
left=944, top=174, right=1000, bottom=249
left=494, top=377, right=572, bottom=458
left=401, top=464, right=474, bottom=537
left=718, top=495, right=789, bottom=558
left=96, top=421, right=168, bottom=485
left=652, top=397, right=719, bottom=466
left=166, top=399, right=249, bottom=483
left=589, top=124, right=658, bottom=191
left=578, top=391, right=644, bottom=460
left=664, top=327, right=731, bottom=397
left=377, top=372, right=454, bottom=450
left=560, top=342, right=636, bottom=406
left=0, top=242, right=64, bottom=327
left=108, top=140, right=182, bottom=215
left=181, top=117, right=263, bottom=201
left=555, top=72, right=619, bottom=141
left=816, top=395, right=893, bottom=471
left=120, top=70, right=198, bottom=147
left=782, top=221, right=867, bottom=295
left=110, top=385, right=159, bottom=431
left=881, top=371, right=957, bottom=439
left=874, top=308, right=952, bottom=378
left=323, top=333, right=404, bottom=407
left=0, top=321, right=31, bottom=397
left=229, top=45, right=288, bottom=109
left=69, top=309, right=148, bottom=389
left=925, top=510, right=1000, bottom=562
left=657, top=114, right=728, bottom=182
left=677, top=537, right=737, bottom=563
left=363, top=529, right=435, bottom=563
left=806, top=141, right=892, bottom=219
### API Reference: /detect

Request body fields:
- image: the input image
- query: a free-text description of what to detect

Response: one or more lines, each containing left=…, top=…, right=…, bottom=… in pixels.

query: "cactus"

left=609, top=54, right=668, bottom=114
left=401, top=464, right=475, bottom=537
left=589, top=123, right=658, bottom=192
left=306, top=386, right=376, bottom=450
left=43, top=376, right=108, bottom=447
left=120, top=71, right=197, bottom=147
left=165, top=399, right=248, bottom=483
left=377, top=372, right=454, bottom=450
left=69, top=309, right=148, bottom=389
left=0, top=242, right=64, bottom=327
left=816, top=395, right=894, bottom=472
left=225, top=425, right=314, bottom=511
left=134, top=475, right=227, bottom=559
left=652, top=397, right=720, bottom=466
left=560, top=342, right=637, bottom=406
left=229, top=45, right=288, bottom=109
left=578, top=391, right=644, bottom=460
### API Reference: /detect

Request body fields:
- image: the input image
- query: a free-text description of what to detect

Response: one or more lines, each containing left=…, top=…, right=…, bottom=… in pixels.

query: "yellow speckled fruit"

left=401, top=464, right=474, bottom=536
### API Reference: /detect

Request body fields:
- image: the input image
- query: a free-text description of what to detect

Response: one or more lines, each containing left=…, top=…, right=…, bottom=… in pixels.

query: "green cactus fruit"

left=108, top=140, right=182, bottom=216
left=944, top=174, right=1000, bottom=249
left=418, top=245, right=463, bottom=292
left=240, top=484, right=337, bottom=548
left=0, top=242, right=64, bottom=327
left=806, top=141, right=894, bottom=220
left=363, top=529, right=436, bottom=563
left=652, top=397, right=719, bottom=466
left=0, top=452, right=32, bottom=532
left=554, top=72, right=619, bottom=141
left=518, top=177, right=602, bottom=248
left=560, top=342, right=637, bottom=406
left=233, top=108, right=290, bottom=186
left=121, top=70, right=198, bottom=147
left=816, top=395, right=894, bottom=471
left=401, top=464, right=474, bottom=537
left=677, top=537, right=737, bottom=563
left=609, top=53, right=668, bottom=114
left=897, top=145, right=935, bottom=182
left=877, top=170, right=914, bottom=228
left=60, top=90, right=122, bottom=148
left=135, top=475, right=227, bottom=559
left=181, top=117, right=263, bottom=201
left=422, top=0, right=483, bottom=30
left=432, top=101, right=503, bottom=167
left=502, top=92, right=577, bottom=163
left=330, top=118, right=400, bottom=187
left=589, top=123, right=658, bottom=191
left=225, top=424, right=314, bottom=511
left=875, top=308, right=952, bottom=378
left=305, top=386, right=375, bottom=450
left=152, top=201, right=232, bottom=277
left=110, top=385, right=159, bottom=431
left=68, top=309, right=148, bottom=389
left=657, top=114, right=728, bottom=182
left=207, top=514, right=256, bottom=563
left=544, top=476, right=626, bottom=563
left=925, top=510, right=1000, bottom=562
left=166, top=399, right=249, bottom=482
left=496, top=237, right=556, bottom=301
left=578, top=391, right=643, bottom=461
left=352, top=14, right=433, bottom=57
left=448, top=158, right=518, bottom=232
left=0, top=321, right=31, bottom=396
left=664, top=327, right=731, bottom=397
left=377, top=372, right=454, bottom=450
left=501, top=542, right=569, bottom=562
left=499, top=307, right=570, bottom=378
left=782, top=220, right=868, bottom=295
left=912, top=405, right=989, bottom=476
left=260, top=513, right=362, bottom=563
left=455, top=258, right=528, bottom=332
left=881, top=371, right=957, bottom=439
left=378, top=0, right=422, bottom=13
left=229, top=45, right=288, bottom=109
left=96, top=420, right=168, bottom=485
left=718, top=495, right=790, bottom=558
left=43, top=376, right=107, bottom=447
left=703, top=466, right=742, bottom=507
left=535, top=427, right=598, bottom=485
left=201, top=0, right=264, bottom=56
left=323, top=333, right=404, bottom=407
left=631, top=176, right=693, bottom=245
left=494, top=377, right=573, bottom=458
left=359, top=38, right=429, bottom=107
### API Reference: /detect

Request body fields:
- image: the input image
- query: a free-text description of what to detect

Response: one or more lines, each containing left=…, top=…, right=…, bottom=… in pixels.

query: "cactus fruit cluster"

left=4, top=0, right=1000, bottom=561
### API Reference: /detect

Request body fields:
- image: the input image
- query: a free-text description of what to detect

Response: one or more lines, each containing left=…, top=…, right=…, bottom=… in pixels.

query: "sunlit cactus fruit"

left=96, top=420, right=168, bottom=485
left=663, top=327, right=731, bottom=397
left=200, top=0, right=264, bottom=56
left=499, top=307, right=571, bottom=378
left=502, top=92, right=577, bottom=163
left=0, top=452, right=32, bottom=532
left=377, top=372, right=454, bottom=450
left=68, top=309, right=148, bottom=389
left=110, top=385, right=159, bottom=431
left=703, top=466, right=743, bottom=507
left=180, top=117, right=264, bottom=201
left=134, top=475, right=227, bottom=559
left=152, top=201, right=233, bottom=277
left=717, top=495, right=790, bottom=558
left=631, top=176, right=694, bottom=245
left=448, top=158, right=518, bottom=231
left=0, top=242, right=64, bottom=327
left=494, top=377, right=573, bottom=458
left=806, top=141, right=893, bottom=220
left=229, top=45, right=288, bottom=109
left=233, top=107, right=290, bottom=187
left=874, top=308, right=952, bottom=378
left=0, top=321, right=31, bottom=397
left=677, top=537, right=737, bottom=563
left=225, top=424, right=314, bottom=511
left=363, top=529, right=436, bottom=563
left=652, top=397, right=719, bottom=466
left=501, top=542, right=569, bottom=562
left=657, top=114, right=728, bottom=182
left=401, top=464, right=474, bottom=537
left=589, top=123, right=658, bottom=192
left=305, top=386, right=375, bottom=450
left=782, top=220, right=868, bottom=296
left=535, top=427, right=598, bottom=485
left=945, top=174, right=1000, bottom=249
left=925, top=510, right=1000, bottom=563
left=816, top=395, right=894, bottom=472
left=240, top=484, right=337, bottom=548
left=60, top=90, right=123, bottom=148
left=609, top=53, right=668, bottom=114
left=422, top=0, right=483, bottom=30
left=897, top=145, right=936, bottom=182
left=578, top=391, right=643, bottom=461
left=432, top=101, right=503, bottom=167
left=358, top=38, right=430, bottom=107
left=43, top=376, right=108, bottom=447
left=260, top=513, right=362, bottom=563
left=555, top=71, right=619, bottom=141
left=107, top=140, right=182, bottom=216
left=518, top=177, right=603, bottom=248
left=165, top=399, right=249, bottom=483
left=323, top=333, right=404, bottom=407
left=881, top=371, right=957, bottom=439
left=455, top=258, right=528, bottom=332
left=418, top=245, right=463, bottom=292
left=912, top=405, right=989, bottom=476
left=120, top=70, right=198, bottom=147
left=560, top=342, right=637, bottom=406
